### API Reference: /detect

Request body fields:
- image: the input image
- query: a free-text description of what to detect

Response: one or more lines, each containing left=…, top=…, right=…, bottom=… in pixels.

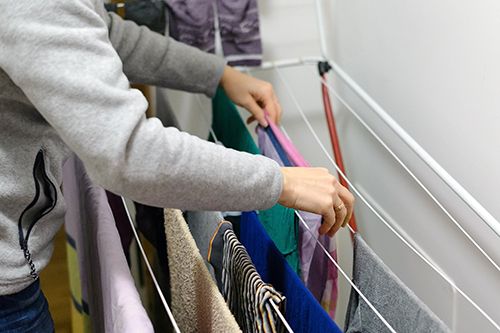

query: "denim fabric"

left=185, top=211, right=230, bottom=290
left=0, top=280, right=54, bottom=333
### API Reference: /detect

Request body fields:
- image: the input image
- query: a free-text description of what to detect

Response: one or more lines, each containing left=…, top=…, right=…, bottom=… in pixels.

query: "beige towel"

left=164, top=209, right=242, bottom=333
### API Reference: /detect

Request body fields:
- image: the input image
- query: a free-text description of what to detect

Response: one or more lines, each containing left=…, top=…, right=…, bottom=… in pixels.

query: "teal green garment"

left=211, top=88, right=300, bottom=275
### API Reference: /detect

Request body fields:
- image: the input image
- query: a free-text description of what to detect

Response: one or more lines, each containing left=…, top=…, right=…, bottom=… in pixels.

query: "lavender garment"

left=257, top=127, right=285, bottom=167
left=165, top=0, right=262, bottom=66
left=165, top=0, right=215, bottom=53
left=63, top=155, right=154, bottom=333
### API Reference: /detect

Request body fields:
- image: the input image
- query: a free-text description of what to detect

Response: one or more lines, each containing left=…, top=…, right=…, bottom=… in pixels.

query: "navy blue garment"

left=0, top=280, right=54, bottom=333
left=239, top=211, right=342, bottom=333
left=265, top=126, right=292, bottom=167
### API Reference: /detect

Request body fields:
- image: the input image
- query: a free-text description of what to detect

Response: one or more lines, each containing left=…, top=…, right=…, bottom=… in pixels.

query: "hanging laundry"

left=185, top=210, right=231, bottom=289
left=63, top=155, right=153, bottom=333
left=211, top=88, right=300, bottom=274
left=164, top=209, right=242, bottom=333
left=345, top=234, right=451, bottom=333
left=259, top=120, right=338, bottom=317
left=186, top=210, right=287, bottom=332
left=106, top=191, right=134, bottom=263
left=223, top=229, right=286, bottom=333
left=239, top=211, right=343, bottom=333
left=165, top=0, right=262, bottom=66
left=134, top=203, right=174, bottom=332
left=258, top=126, right=292, bottom=167
left=106, top=194, right=174, bottom=331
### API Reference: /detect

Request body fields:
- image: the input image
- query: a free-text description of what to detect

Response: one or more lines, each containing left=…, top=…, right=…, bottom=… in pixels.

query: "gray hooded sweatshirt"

left=0, top=0, right=282, bottom=295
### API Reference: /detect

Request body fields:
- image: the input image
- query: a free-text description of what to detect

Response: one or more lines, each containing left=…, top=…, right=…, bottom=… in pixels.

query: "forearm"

left=105, top=12, right=226, bottom=97
left=0, top=0, right=282, bottom=211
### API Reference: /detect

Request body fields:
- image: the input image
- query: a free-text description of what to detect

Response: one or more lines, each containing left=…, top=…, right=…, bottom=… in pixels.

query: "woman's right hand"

left=278, top=167, right=355, bottom=237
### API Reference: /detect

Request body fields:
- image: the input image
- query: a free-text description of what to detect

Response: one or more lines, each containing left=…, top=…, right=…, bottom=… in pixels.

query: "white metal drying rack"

left=244, top=0, right=500, bottom=240
left=270, top=67, right=500, bottom=331
left=123, top=1, right=500, bottom=331
left=311, top=0, right=500, bottom=239
left=125, top=53, right=500, bottom=331
left=209, top=59, right=500, bottom=331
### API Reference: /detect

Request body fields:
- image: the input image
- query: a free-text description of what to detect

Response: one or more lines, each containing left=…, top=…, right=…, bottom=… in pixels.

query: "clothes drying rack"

left=124, top=61, right=500, bottom=332
left=206, top=59, right=500, bottom=332
left=119, top=0, right=500, bottom=331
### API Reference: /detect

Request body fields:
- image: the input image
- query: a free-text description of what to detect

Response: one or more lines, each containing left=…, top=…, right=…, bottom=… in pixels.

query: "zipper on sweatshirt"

left=17, top=149, right=58, bottom=280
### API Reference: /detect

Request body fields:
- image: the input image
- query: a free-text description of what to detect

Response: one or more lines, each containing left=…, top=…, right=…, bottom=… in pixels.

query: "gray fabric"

left=0, top=0, right=282, bottom=295
left=186, top=211, right=231, bottom=291
left=156, top=89, right=180, bottom=129
left=345, top=234, right=450, bottom=333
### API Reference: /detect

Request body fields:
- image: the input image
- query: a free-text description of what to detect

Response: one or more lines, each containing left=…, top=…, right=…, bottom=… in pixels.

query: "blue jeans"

left=0, top=280, right=54, bottom=333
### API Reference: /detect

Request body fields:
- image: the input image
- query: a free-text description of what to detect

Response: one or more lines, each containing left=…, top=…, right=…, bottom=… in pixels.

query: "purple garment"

left=258, top=123, right=338, bottom=317
left=257, top=126, right=285, bottom=167
left=165, top=0, right=215, bottom=53
left=63, top=155, right=153, bottom=333
left=106, top=191, right=133, bottom=261
left=165, top=0, right=262, bottom=66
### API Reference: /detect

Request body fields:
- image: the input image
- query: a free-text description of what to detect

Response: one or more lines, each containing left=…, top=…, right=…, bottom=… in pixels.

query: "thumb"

left=245, top=98, right=268, bottom=127
left=319, top=207, right=336, bottom=235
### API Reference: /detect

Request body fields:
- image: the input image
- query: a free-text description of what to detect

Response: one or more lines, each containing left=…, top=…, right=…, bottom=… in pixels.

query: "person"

left=0, top=0, right=354, bottom=331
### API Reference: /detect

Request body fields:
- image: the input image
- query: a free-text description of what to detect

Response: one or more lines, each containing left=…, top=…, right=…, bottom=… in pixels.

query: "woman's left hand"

left=220, top=65, right=282, bottom=127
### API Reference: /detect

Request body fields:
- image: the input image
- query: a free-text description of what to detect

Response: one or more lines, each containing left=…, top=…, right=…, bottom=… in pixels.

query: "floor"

left=40, top=228, right=72, bottom=333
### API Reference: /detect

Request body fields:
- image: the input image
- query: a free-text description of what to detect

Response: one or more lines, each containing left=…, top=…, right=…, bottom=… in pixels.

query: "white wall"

left=319, top=1, right=500, bottom=331
left=160, top=0, right=500, bottom=331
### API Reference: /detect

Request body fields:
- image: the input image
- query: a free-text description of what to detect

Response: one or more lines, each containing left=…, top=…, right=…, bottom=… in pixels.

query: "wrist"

left=278, top=168, right=293, bottom=207
left=219, top=65, right=232, bottom=89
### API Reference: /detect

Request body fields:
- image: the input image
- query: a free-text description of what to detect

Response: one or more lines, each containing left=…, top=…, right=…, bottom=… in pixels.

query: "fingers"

left=221, top=67, right=282, bottom=126
left=338, top=185, right=355, bottom=227
left=319, top=207, right=336, bottom=236
left=252, top=82, right=281, bottom=125
left=278, top=167, right=355, bottom=237
left=258, top=83, right=278, bottom=124
left=329, top=198, right=347, bottom=237
left=244, top=98, right=268, bottom=127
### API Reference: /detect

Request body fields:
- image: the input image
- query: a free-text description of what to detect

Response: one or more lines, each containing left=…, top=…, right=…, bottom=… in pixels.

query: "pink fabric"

left=263, top=117, right=339, bottom=318
left=266, top=115, right=309, bottom=167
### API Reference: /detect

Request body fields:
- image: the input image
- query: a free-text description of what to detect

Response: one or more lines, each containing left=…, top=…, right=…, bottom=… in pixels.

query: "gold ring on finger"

left=334, top=203, right=345, bottom=212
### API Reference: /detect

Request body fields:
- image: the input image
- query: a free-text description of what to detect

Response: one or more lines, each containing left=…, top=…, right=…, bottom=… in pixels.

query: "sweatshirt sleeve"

left=103, top=10, right=226, bottom=97
left=0, top=0, right=282, bottom=211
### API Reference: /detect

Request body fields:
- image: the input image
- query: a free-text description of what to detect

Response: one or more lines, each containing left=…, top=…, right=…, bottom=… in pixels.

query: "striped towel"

left=222, top=229, right=286, bottom=333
